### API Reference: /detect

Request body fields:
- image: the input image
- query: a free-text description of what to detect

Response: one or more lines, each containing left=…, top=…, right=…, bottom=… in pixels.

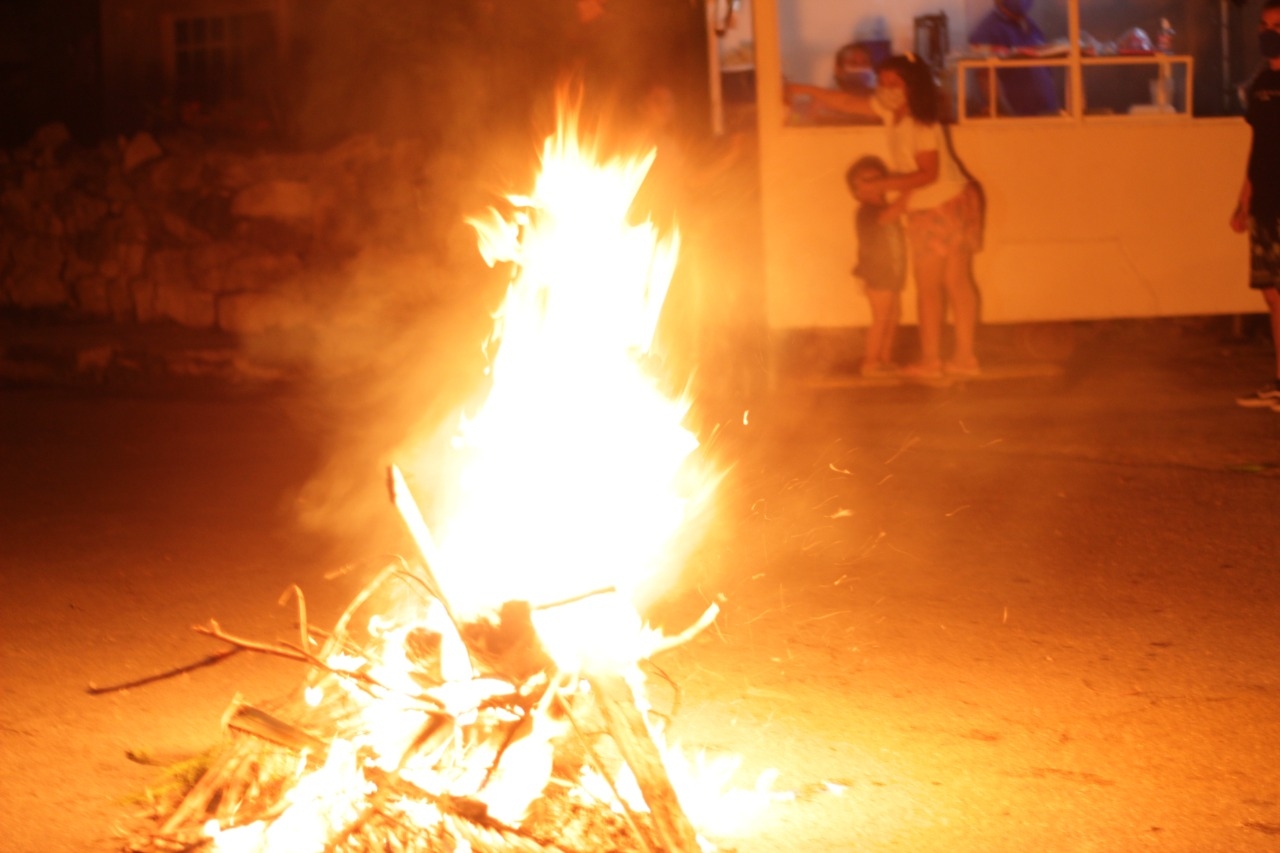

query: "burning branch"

left=192, top=618, right=322, bottom=666
left=646, top=602, right=720, bottom=657
left=387, top=464, right=457, bottom=628
left=191, top=617, right=446, bottom=711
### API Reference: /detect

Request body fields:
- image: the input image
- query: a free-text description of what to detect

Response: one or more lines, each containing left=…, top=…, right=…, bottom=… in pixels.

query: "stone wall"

left=0, top=122, right=467, bottom=338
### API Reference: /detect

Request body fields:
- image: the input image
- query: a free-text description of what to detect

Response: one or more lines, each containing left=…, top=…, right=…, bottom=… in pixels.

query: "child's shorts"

left=856, top=268, right=906, bottom=293
left=1250, top=214, right=1280, bottom=290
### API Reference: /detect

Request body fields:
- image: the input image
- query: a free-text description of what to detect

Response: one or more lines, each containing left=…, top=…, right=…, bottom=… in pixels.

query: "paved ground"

left=1, top=317, right=1279, bottom=852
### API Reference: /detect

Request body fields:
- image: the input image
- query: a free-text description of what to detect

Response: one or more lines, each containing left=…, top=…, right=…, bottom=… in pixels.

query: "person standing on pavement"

left=1233, top=0, right=1280, bottom=412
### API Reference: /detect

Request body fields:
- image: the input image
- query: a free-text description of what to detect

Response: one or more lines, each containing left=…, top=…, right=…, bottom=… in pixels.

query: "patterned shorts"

left=1250, top=214, right=1280, bottom=290
left=906, top=182, right=984, bottom=260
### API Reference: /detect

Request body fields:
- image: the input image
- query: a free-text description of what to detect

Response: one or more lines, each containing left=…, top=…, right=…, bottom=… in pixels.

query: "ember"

left=124, top=88, right=768, bottom=853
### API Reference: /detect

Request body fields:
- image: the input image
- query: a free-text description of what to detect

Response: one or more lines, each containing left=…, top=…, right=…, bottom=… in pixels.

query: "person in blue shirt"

left=969, top=0, right=1060, bottom=116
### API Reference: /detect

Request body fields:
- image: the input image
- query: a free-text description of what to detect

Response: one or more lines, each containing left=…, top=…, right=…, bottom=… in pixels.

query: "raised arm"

left=784, top=82, right=880, bottom=119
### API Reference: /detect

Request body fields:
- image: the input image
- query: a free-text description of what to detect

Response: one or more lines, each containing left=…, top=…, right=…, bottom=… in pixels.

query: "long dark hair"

left=877, top=54, right=987, bottom=250
left=876, top=54, right=940, bottom=125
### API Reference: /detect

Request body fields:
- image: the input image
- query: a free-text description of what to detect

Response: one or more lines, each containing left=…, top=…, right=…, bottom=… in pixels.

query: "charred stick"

left=85, top=646, right=243, bottom=695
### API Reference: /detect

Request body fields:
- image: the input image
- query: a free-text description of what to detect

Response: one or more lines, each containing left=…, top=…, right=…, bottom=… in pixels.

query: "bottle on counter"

left=1156, top=18, right=1175, bottom=55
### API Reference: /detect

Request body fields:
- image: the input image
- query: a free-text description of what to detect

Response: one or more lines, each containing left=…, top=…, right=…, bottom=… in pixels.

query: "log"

left=225, top=704, right=329, bottom=757
left=584, top=670, right=701, bottom=853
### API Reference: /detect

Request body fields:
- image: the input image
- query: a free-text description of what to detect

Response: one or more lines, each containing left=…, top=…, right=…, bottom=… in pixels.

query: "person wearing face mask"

left=834, top=44, right=878, bottom=96
left=1232, top=0, right=1280, bottom=411
left=968, top=0, right=1060, bottom=116
left=788, top=43, right=881, bottom=126
left=784, top=55, right=984, bottom=377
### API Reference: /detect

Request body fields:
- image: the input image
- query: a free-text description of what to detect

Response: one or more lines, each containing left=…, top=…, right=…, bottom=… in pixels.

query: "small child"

left=846, top=155, right=909, bottom=376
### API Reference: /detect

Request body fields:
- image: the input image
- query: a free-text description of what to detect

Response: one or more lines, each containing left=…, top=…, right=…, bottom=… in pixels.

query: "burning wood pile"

left=127, top=539, right=718, bottom=853
left=120, top=91, right=762, bottom=853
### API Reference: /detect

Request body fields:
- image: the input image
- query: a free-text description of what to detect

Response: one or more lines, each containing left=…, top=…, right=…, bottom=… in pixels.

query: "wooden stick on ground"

left=86, top=646, right=243, bottom=695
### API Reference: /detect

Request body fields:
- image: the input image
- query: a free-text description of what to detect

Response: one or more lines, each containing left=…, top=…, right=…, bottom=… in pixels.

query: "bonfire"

left=114, top=91, right=762, bottom=853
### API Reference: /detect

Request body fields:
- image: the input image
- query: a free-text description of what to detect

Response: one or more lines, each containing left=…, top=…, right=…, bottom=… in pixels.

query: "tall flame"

left=424, top=92, right=711, bottom=671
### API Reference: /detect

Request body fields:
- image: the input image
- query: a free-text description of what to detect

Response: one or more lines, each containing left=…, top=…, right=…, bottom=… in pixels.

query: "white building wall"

left=754, top=0, right=1257, bottom=328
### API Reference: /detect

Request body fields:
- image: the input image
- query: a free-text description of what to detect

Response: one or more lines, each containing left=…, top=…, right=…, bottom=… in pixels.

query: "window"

left=172, top=11, right=275, bottom=104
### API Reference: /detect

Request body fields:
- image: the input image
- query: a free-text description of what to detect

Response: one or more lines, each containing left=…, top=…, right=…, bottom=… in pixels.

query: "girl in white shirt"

left=787, top=54, right=984, bottom=378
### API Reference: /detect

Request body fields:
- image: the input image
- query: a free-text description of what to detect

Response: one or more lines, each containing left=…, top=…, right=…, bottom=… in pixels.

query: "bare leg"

left=863, top=290, right=893, bottom=370
left=880, top=291, right=901, bottom=364
left=912, top=252, right=946, bottom=368
left=1265, top=287, right=1280, bottom=379
left=942, top=248, right=979, bottom=368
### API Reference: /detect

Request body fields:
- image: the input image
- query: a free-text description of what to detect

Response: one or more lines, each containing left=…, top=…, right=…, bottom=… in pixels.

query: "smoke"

left=289, top=1, right=567, bottom=154
left=275, top=0, right=760, bottom=565
left=268, top=1, right=543, bottom=552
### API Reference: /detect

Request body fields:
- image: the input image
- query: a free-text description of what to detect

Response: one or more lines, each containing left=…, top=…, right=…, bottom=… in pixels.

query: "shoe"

left=1235, top=381, right=1280, bottom=408
left=899, top=362, right=945, bottom=380
left=944, top=360, right=982, bottom=378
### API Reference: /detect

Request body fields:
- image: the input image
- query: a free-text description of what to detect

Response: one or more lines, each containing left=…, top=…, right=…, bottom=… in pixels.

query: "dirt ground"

left=2, top=320, right=1280, bottom=853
